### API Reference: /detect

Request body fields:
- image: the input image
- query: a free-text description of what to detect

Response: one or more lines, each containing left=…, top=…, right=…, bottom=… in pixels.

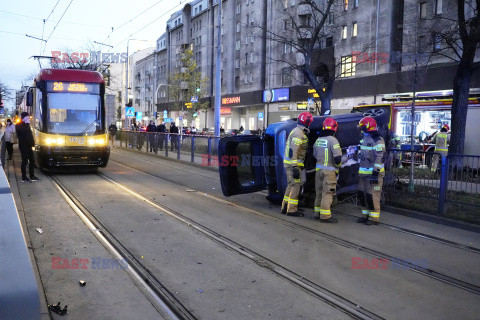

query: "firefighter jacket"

left=313, top=135, right=342, bottom=172
left=358, top=133, right=385, bottom=176
left=284, top=125, right=309, bottom=168
left=433, top=132, right=449, bottom=155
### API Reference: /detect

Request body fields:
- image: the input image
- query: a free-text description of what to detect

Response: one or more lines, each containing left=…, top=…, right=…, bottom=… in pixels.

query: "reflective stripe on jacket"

left=284, top=126, right=308, bottom=167
left=358, top=134, right=385, bottom=176
left=313, top=135, right=342, bottom=172
left=434, top=132, right=449, bottom=154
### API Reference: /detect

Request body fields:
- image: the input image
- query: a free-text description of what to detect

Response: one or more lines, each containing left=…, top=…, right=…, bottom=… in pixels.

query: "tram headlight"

left=45, top=137, right=65, bottom=146
left=88, top=138, right=106, bottom=146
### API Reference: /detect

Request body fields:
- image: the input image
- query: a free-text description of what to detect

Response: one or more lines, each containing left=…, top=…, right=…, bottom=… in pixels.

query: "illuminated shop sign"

left=297, top=103, right=307, bottom=110
left=263, top=88, right=290, bottom=103
left=220, top=107, right=232, bottom=115
left=47, top=81, right=99, bottom=93
left=222, top=96, right=240, bottom=105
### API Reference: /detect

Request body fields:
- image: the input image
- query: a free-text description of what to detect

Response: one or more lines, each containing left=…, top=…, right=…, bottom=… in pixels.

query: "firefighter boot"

left=320, top=217, right=338, bottom=223
left=357, top=191, right=369, bottom=223
left=286, top=211, right=304, bottom=217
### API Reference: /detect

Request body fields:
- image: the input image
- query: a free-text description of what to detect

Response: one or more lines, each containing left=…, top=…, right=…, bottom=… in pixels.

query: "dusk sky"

left=0, top=0, right=186, bottom=110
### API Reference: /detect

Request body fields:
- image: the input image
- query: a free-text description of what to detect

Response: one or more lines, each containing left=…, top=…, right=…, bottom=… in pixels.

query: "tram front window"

left=47, top=93, right=101, bottom=135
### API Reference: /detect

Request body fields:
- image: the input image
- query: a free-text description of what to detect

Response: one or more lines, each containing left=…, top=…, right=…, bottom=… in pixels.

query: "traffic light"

left=196, top=88, right=200, bottom=93
left=193, top=109, right=198, bottom=118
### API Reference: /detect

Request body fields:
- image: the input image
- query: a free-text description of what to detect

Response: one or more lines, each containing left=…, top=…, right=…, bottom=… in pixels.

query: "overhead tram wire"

left=0, top=9, right=107, bottom=28
left=111, top=0, right=185, bottom=50
left=42, top=0, right=75, bottom=54
left=41, top=0, right=61, bottom=53
left=102, top=0, right=169, bottom=43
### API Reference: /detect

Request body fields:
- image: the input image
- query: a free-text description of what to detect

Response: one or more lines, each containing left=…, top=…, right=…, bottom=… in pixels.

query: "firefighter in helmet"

left=430, top=124, right=450, bottom=172
left=357, top=116, right=386, bottom=225
left=282, top=111, right=313, bottom=216
left=312, top=117, right=342, bottom=223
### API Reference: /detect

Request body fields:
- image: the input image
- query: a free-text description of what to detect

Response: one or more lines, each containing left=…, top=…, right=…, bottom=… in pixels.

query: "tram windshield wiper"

left=81, top=119, right=100, bottom=135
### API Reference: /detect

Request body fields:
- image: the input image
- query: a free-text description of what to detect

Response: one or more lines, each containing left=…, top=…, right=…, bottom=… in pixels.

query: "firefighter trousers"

left=314, top=169, right=337, bottom=219
left=431, top=152, right=447, bottom=172
left=358, top=173, right=384, bottom=222
left=282, top=166, right=303, bottom=213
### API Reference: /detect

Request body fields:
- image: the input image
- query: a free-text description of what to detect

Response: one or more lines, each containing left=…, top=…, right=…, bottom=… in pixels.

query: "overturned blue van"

left=217, top=106, right=391, bottom=204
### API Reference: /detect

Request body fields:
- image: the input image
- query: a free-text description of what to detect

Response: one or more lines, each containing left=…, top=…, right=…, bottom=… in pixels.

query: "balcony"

left=297, top=3, right=312, bottom=16
left=298, top=26, right=312, bottom=39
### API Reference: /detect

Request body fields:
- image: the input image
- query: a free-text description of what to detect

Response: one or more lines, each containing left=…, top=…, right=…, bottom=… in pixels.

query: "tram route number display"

left=46, top=81, right=99, bottom=93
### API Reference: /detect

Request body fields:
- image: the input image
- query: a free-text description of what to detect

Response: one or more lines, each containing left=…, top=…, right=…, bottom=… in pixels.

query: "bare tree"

left=432, top=1, right=480, bottom=155
left=256, top=0, right=336, bottom=115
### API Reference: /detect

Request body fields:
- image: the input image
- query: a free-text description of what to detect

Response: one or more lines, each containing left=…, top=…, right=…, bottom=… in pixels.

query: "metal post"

left=165, top=133, right=169, bottom=157
left=125, top=41, right=130, bottom=130
left=191, top=136, right=195, bottom=163
left=213, top=0, right=222, bottom=137
left=207, top=137, right=212, bottom=166
left=177, top=134, right=181, bottom=159
left=438, top=155, right=448, bottom=215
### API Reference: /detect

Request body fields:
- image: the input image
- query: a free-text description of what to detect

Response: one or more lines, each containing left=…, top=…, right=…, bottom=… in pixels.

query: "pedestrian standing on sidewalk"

left=146, top=120, right=157, bottom=152
left=16, top=112, right=40, bottom=182
left=170, top=123, right=179, bottom=151
left=157, top=122, right=166, bottom=150
left=4, top=119, right=16, bottom=160
left=108, top=122, right=117, bottom=147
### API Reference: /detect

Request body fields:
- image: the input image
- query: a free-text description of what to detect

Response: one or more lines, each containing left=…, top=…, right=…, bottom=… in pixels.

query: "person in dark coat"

left=146, top=121, right=158, bottom=152
left=16, top=112, right=39, bottom=182
left=157, top=122, right=166, bottom=150
left=170, top=123, right=179, bottom=151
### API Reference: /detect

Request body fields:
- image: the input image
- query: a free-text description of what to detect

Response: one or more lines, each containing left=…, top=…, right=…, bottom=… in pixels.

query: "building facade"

left=129, top=0, right=479, bottom=130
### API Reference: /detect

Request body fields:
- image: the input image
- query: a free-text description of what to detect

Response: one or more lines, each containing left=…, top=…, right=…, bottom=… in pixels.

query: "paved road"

left=9, top=147, right=480, bottom=319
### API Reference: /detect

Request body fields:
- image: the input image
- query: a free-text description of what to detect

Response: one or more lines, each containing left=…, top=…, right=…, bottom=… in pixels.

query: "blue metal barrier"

left=0, top=154, right=41, bottom=319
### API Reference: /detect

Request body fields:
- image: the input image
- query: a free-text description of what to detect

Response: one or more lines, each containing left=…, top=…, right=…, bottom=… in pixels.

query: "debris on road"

left=196, top=289, right=204, bottom=293
left=35, top=227, right=43, bottom=234
left=186, top=189, right=195, bottom=192
left=79, top=280, right=86, bottom=287
left=48, top=302, right=68, bottom=315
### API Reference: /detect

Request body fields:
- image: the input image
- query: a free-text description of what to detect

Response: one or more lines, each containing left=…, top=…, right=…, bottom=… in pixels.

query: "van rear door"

left=218, top=135, right=267, bottom=196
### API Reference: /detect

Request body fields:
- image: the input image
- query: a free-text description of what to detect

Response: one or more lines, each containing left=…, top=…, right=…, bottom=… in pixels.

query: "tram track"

left=50, top=171, right=384, bottom=320
left=107, top=157, right=480, bottom=296
left=110, top=154, right=480, bottom=255
left=110, top=150, right=480, bottom=254
left=49, top=174, right=197, bottom=320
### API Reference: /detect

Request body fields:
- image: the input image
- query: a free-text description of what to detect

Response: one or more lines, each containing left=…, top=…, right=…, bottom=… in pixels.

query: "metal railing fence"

left=118, top=131, right=220, bottom=167
left=383, top=149, right=480, bottom=223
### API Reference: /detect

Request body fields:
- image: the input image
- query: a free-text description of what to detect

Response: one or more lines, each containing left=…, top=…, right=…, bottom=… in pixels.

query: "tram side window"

left=35, top=90, right=43, bottom=131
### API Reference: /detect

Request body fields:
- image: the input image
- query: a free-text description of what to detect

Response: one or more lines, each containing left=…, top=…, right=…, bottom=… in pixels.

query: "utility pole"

left=213, top=0, right=222, bottom=137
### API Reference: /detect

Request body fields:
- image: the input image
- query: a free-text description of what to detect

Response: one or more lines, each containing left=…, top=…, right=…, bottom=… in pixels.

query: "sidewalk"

left=6, top=155, right=166, bottom=320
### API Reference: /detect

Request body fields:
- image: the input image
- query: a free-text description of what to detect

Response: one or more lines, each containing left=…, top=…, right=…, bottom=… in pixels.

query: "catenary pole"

left=213, top=0, right=222, bottom=137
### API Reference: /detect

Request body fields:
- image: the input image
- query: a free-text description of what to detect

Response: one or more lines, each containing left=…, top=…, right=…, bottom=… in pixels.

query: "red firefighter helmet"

left=359, top=116, right=378, bottom=132
left=297, top=112, right=314, bottom=127
left=322, top=117, right=338, bottom=132
left=442, top=124, right=450, bottom=131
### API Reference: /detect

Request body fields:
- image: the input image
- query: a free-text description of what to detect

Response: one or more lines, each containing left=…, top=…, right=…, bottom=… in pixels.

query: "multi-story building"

left=133, top=0, right=479, bottom=130
left=134, top=53, right=156, bottom=122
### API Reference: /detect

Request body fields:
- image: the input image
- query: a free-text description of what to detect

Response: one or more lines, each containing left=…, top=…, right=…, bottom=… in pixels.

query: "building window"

left=236, top=4, right=241, bottom=14
left=284, top=43, right=288, bottom=53
left=247, top=14, right=250, bottom=25
left=250, top=36, right=255, bottom=43
left=342, top=26, right=347, bottom=39
left=199, top=4, right=202, bottom=11
left=419, top=3, right=427, bottom=19
left=283, top=0, right=288, bottom=9
left=291, top=0, right=295, bottom=6
left=284, top=19, right=289, bottom=30
left=235, top=59, right=240, bottom=68
left=343, top=0, right=348, bottom=11
left=250, top=52, right=255, bottom=62
left=352, top=22, right=358, bottom=37
left=327, top=12, right=334, bottom=25
left=435, top=0, right=442, bottom=15
left=433, top=33, right=442, bottom=51
left=236, top=40, right=241, bottom=50
left=340, top=55, right=356, bottom=78
left=281, top=67, right=292, bottom=86
left=236, top=22, right=241, bottom=32
left=353, top=0, right=358, bottom=8
left=326, top=36, right=333, bottom=47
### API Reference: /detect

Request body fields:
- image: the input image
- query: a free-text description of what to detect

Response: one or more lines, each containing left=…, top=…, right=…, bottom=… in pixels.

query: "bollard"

left=191, top=136, right=195, bottom=163
left=207, top=137, right=212, bottom=166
